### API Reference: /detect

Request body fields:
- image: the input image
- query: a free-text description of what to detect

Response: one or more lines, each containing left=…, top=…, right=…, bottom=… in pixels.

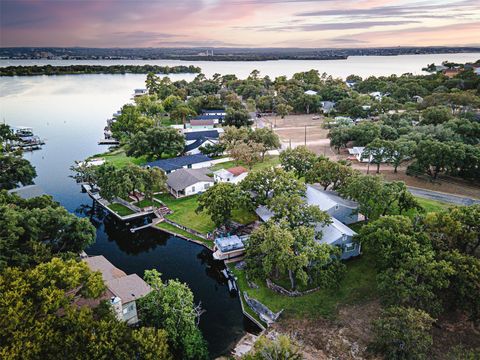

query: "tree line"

left=0, top=64, right=201, bottom=76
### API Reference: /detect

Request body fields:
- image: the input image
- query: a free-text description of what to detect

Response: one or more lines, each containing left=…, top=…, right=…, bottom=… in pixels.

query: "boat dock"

left=98, top=139, right=120, bottom=145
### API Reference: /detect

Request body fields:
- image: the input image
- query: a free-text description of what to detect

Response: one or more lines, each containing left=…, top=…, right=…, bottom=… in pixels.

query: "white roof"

left=304, top=90, right=318, bottom=96
left=213, top=169, right=233, bottom=180
left=348, top=147, right=365, bottom=155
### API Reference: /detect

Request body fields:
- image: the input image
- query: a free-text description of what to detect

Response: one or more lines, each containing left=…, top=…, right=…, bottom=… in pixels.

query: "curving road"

left=408, top=186, right=480, bottom=206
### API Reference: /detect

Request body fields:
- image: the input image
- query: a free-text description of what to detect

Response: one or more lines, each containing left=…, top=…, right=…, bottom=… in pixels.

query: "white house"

left=83, top=255, right=151, bottom=325
left=133, top=88, right=147, bottom=97
left=166, top=168, right=214, bottom=198
left=213, top=166, right=248, bottom=184
left=320, top=101, right=336, bottom=114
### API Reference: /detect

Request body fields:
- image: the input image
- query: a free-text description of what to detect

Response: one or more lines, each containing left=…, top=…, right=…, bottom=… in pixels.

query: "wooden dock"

left=98, top=139, right=120, bottom=145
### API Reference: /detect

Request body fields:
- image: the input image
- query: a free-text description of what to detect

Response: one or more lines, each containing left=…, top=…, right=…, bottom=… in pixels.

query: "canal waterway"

left=1, top=53, right=478, bottom=357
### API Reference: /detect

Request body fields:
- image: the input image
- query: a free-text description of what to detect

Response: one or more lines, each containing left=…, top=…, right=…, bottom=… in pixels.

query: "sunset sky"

left=1, top=0, right=479, bottom=48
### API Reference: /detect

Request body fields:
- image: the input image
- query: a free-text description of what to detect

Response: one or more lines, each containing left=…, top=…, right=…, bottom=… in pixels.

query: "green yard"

left=155, top=193, right=257, bottom=234
left=416, top=197, right=451, bottom=213
left=155, top=222, right=213, bottom=248
left=230, top=253, right=378, bottom=319
left=210, top=155, right=280, bottom=172
left=107, top=202, right=135, bottom=216
left=133, top=199, right=156, bottom=208
left=90, top=148, right=148, bottom=168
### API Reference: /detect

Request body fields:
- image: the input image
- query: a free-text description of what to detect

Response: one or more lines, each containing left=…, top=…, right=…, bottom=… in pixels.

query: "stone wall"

left=266, top=279, right=320, bottom=297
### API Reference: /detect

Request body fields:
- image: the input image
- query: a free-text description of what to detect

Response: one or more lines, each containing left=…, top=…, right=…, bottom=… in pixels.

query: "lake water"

left=1, top=53, right=479, bottom=357
left=2, top=52, right=479, bottom=79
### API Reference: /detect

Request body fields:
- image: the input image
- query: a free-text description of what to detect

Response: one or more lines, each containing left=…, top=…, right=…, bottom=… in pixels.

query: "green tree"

left=126, top=127, right=185, bottom=159
left=96, top=164, right=166, bottom=203
left=328, top=126, right=351, bottom=153
left=275, top=103, right=293, bottom=119
left=243, top=334, right=303, bottom=360
left=230, top=141, right=264, bottom=169
left=388, top=139, right=416, bottom=173
left=305, top=159, right=356, bottom=190
left=421, top=105, right=453, bottom=125
left=170, top=105, right=196, bottom=125
left=279, top=146, right=317, bottom=178
left=111, top=104, right=154, bottom=141
left=407, top=140, right=455, bottom=180
left=0, top=153, right=37, bottom=190
left=224, top=108, right=253, bottom=128
left=249, top=128, right=280, bottom=160
left=371, top=306, right=434, bottom=360
left=196, top=182, right=242, bottom=228
left=138, top=270, right=208, bottom=360
left=0, top=191, right=96, bottom=270
left=362, top=138, right=391, bottom=174
left=241, top=168, right=305, bottom=207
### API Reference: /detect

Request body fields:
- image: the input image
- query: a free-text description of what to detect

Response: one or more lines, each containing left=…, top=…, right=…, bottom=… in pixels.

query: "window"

left=191, top=186, right=195, bottom=192
left=344, top=243, right=355, bottom=252
left=123, top=304, right=134, bottom=314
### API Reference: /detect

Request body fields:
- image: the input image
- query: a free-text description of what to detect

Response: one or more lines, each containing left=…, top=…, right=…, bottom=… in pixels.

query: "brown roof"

left=227, top=166, right=248, bottom=176
left=190, top=119, right=214, bottom=126
left=84, top=255, right=126, bottom=282
left=106, top=274, right=151, bottom=303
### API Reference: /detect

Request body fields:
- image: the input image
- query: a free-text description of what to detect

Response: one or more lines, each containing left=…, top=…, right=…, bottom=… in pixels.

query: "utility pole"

left=304, top=125, right=307, bottom=146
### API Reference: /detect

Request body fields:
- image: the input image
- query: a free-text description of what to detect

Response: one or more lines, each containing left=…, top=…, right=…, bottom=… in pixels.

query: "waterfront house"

left=166, top=168, right=214, bottom=198
left=83, top=255, right=151, bottom=324
left=146, top=154, right=212, bottom=174
left=184, top=130, right=220, bottom=155
left=133, top=88, right=147, bottom=97
left=212, top=234, right=249, bottom=261
left=306, top=185, right=361, bottom=224
left=255, top=205, right=360, bottom=260
left=213, top=166, right=248, bottom=184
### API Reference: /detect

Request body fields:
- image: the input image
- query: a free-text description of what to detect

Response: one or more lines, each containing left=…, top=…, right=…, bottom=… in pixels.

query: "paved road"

left=408, top=186, right=480, bottom=206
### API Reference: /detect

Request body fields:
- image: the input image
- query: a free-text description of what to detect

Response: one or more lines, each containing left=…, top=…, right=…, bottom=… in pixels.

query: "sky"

left=1, top=0, right=479, bottom=48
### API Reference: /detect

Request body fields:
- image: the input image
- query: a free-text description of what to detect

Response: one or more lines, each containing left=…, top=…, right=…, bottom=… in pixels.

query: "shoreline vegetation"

left=0, top=64, right=201, bottom=76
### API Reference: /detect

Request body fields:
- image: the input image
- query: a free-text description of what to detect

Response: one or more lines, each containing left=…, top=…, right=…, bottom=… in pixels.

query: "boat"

left=10, top=126, right=45, bottom=150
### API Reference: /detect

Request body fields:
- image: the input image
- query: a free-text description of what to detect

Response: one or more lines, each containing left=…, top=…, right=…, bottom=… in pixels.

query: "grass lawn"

left=230, top=253, right=378, bottom=320
left=416, top=197, right=451, bottom=213
left=210, top=155, right=280, bottom=172
left=155, top=222, right=213, bottom=248
left=133, top=199, right=156, bottom=208
left=91, top=148, right=148, bottom=168
left=107, top=202, right=135, bottom=216
left=155, top=193, right=257, bottom=234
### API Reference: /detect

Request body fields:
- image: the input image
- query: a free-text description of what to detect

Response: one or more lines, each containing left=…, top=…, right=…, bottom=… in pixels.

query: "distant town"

left=1, top=46, right=480, bottom=61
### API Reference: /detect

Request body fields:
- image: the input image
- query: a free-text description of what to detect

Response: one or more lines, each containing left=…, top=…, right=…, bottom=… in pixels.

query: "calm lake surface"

left=1, top=53, right=478, bottom=357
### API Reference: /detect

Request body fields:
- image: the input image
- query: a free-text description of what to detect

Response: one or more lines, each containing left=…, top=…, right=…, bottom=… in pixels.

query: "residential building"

left=202, top=109, right=226, bottom=116
left=166, top=168, right=214, bottom=198
left=184, top=130, right=220, bottom=155
left=304, top=90, right=318, bottom=96
left=133, top=88, right=147, bottom=97
left=83, top=255, right=151, bottom=324
left=320, top=101, right=335, bottom=114
left=254, top=185, right=362, bottom=260
left=213, top=166, right=248, bottom=184
left=146, top=154, right=212, bottom=174
left=186, top=119, right=215, bottom=130
left=306, top=185, right=361, bottom=224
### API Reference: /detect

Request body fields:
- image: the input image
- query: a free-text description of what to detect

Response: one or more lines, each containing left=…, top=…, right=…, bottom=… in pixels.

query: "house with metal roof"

left=201, top=109, right=226, bottom=116
left=306, top=185, right=360, bottom=224
left=255, top=205, right=360, bottom=260
left=145, top=154, right=212, bottom=174
left=83, top=255, right=151, bottom=324
left=184, top=130, right=221, bottom=155
left=186, top=119, right=215, bottom=130
left=166, top=168, right=214, bottom=198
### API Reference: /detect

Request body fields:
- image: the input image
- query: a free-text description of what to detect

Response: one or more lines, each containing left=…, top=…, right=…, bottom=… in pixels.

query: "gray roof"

left=84, top=255, right=127, bottom=282
left=167, top=168, right=214, bottom=191
left=106, top=274, right=151, bottom=304
left=315, top=217, right=356, bottom=245
left=8, top=185, right=46, bottom=199
left=215, top=235, right=246, bottom=253
left=306, top=185, right=358, bottom=210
